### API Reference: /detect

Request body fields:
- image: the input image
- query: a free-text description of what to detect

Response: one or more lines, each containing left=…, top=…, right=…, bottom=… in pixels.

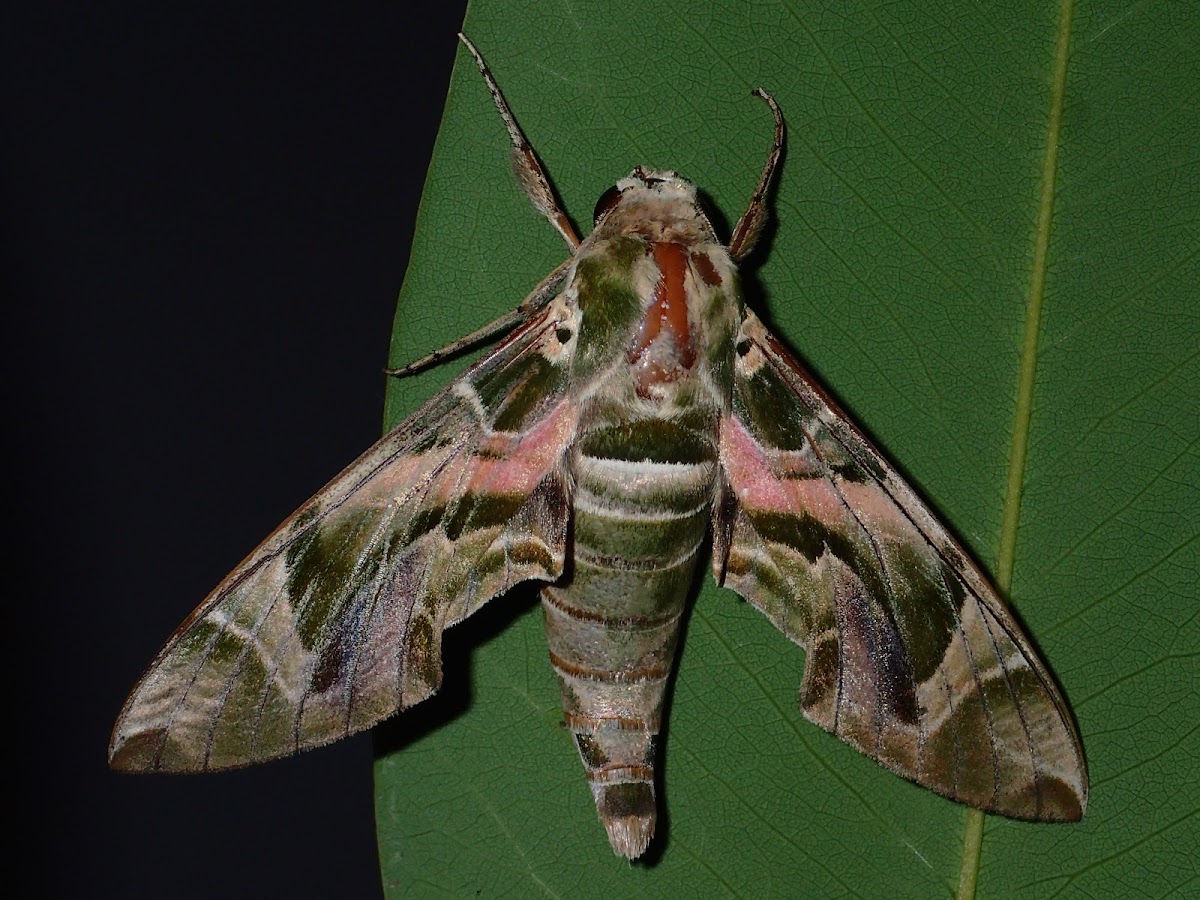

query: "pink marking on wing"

left=469, top=401, right=578, bottom=494
left=840, top=481, right=924, bottom=544
left=357, top=454, right=438, bottom=505
left=722, top=416, right=851, bottom=527
left=722, top=416, right=789, bottom=507
left=363, top=403, right=577, bottom=509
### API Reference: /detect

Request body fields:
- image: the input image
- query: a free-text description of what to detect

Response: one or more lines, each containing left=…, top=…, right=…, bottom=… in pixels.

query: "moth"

left=111, top=34, right=1087, bottom=859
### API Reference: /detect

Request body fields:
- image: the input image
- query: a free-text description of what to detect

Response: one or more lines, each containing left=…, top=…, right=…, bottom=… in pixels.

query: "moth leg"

left=728, top=89, right=784, bottom=262
left=386, top=257, right=573, bottom=377
left=458, top=33, right=581, bottom=250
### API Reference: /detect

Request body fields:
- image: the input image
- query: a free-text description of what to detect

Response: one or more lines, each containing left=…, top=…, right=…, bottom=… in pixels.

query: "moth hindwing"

left=111, top=33, right=1087, bottom=860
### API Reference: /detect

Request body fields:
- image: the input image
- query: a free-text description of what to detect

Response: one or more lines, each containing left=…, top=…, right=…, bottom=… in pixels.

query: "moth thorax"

left=625, top=242, right=701, bottom=399
left=599, top=198, right=716, bottom=246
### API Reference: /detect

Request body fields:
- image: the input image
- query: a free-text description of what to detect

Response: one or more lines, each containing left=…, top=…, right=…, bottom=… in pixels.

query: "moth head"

left=591, top=166, right=718, bottom=242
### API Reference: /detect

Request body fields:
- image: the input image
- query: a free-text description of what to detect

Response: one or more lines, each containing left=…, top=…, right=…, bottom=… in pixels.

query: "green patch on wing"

left=887, top=545, right=965, bottom=685
left=444, top=492, right=528, bottom=542
left=748, top=510, right=888, bottom=606
left=285, top=509, right=383, bottom=652
left=402, top=503, right=447, bottom=545
left=174, top=618, right=220, bottom=662
left=734, top=364, right=812, bottom=452
left=472, top=351, right=568, bottom=433
left=208, top=648, right=275, bottom=766
left=737, top=365, right=887, bottom=485
left=206, top=623, right=248, bottom=671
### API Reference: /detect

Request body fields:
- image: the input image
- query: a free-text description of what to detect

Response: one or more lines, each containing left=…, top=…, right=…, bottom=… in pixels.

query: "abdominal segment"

left=542, top=415, right=716, bottom=858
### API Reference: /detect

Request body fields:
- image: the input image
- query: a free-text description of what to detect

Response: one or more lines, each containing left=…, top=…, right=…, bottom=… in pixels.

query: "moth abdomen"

left=542, top=579, right=674, bottom=860
left=542, top=397, right=720, bottom=858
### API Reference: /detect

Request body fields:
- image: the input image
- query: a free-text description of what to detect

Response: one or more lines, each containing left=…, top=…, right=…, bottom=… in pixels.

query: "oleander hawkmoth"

left=111, top=34, right=1087, bottom=859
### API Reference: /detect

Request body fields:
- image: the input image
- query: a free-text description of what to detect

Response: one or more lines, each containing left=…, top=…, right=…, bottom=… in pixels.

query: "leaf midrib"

left=956, top=1, right=1077, bottom=897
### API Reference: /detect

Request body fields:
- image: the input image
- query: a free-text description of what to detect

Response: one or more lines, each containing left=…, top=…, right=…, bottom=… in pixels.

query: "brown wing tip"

left=1006, top=775, right=1087, bottom=822
left=108, top=727, right=168, bottom=772
left=594, top=782, right=656, bottom=859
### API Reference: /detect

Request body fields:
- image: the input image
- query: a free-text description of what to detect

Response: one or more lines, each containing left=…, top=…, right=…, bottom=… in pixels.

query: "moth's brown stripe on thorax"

left=548, top=650, right=669, bottom=684
left=542, top=589, right=682, bottom=629
left=626, top=241, right=696, bottom=397
left=690, top=249, right=722, bottom=286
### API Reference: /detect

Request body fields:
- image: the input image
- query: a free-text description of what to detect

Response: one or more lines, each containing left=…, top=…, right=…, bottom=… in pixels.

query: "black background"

left=5, top=4, right=468, bottom=896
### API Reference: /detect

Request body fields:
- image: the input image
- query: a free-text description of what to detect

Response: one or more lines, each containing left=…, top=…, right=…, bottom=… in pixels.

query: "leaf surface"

left=377, top=2, right=1199, bottom=896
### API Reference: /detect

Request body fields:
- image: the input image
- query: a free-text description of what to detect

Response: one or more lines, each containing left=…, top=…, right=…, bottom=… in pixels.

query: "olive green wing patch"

left=714, top=310, right=1086, bottom=822
left=111, top=306, right=576, bottom=772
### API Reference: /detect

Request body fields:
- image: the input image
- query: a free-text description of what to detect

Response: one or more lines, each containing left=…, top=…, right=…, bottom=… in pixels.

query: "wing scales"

left=111, top=307, right=576, bottom=771
left=716, top=311, right=1086, bottom=820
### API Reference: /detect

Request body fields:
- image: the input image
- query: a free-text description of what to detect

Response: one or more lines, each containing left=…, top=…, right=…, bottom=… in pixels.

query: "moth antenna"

left=728, top=89, right=784, bottom=262
left=458, top=33, right=580, bottom=249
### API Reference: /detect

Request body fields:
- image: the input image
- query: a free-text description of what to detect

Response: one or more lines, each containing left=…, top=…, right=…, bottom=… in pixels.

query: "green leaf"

left=377, top=1, right=1199, bottom=896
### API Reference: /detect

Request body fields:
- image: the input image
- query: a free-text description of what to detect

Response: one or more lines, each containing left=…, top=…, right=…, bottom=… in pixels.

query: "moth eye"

left=555, top=327, right=573, bottom=344
left=736, top=339, right=752, bottom=357
left=593, top=185, right=624, bottom=224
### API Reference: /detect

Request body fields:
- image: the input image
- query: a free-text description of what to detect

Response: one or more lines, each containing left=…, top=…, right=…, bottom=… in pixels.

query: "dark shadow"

left=371, top=583, right=542, bottom=759
left=695, top=186, right=731, bottom=242
left=726, top=128, right=786, bottom=337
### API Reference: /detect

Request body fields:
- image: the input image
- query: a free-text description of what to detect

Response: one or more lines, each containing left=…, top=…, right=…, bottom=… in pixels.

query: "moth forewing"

left=719, top=315, right=1087, bottom=821
left=112, top=32, right=1086, bottom=863
left=109, top=307, right=576, bottom=772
